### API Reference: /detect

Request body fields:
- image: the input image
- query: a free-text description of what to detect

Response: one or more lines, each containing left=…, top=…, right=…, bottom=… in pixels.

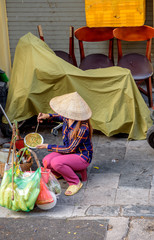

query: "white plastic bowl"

left=37, top=191, right=57, bottom=210
left=24, top=132, right=44, bottom=149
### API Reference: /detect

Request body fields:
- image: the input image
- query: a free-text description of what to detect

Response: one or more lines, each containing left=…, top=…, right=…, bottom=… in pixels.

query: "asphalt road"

left=0, top=218, right=108, bottom=240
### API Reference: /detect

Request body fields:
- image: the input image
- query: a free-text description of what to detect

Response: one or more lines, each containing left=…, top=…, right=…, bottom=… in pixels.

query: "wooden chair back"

left=37, top=25, right=77, bottom=66
left=37, top=25, right=44, bottom=41
left=75, top=26, right=114, bottom=63
left=113, top=25, right=154, bottom=62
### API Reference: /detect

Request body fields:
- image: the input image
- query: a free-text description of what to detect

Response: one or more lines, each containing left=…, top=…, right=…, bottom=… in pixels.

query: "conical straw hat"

left=49, top=92, right=92, bottom=120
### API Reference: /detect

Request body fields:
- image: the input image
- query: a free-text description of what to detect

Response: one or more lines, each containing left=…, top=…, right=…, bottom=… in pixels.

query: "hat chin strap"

left=68, top=119, right=75, bottom=127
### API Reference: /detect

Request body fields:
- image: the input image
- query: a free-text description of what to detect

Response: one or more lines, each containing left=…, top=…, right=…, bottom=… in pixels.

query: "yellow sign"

left=85, top=0, right=145, bottom=27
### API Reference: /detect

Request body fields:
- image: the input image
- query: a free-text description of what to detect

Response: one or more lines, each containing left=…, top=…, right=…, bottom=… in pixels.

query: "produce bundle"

left=0, top=167, right=41, bottom=211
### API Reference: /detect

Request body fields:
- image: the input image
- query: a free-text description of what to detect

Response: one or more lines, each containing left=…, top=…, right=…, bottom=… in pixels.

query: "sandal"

left=65, top=182, right=83, bottom=196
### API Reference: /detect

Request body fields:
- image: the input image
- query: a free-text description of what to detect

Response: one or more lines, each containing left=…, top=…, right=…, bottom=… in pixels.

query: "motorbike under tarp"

left=3, top=33, right=152, bottom=140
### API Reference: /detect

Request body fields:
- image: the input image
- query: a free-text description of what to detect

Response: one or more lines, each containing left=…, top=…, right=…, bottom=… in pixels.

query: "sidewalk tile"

left=72, top=205, right=89, bottom=217
left=56, top=189, right=85, bottom=206
left=115, top=187, right=149, bottom=205
left=97, top=135, right=127, bottom=146
left=90, top=158, right=129, bottom=174
left=94, top=145, right=126, bottom=162
left=119, top=173, right=152, bottom=189
left=125, top=140, right=154, bottom=161
left=86, top=173, right=120, bottom=189
left=128, top=218, right=154, bottom=240
left=82, top=187, right=116, bottom=206
left=6, top=205, right=75, bottom=219
left=106, top=217, right=129, bottom=240
left=119, top=160, right=154, bottom=175
left=86, top=205, right=120, bottom=217
left=122, top=205, right=154, bottom=217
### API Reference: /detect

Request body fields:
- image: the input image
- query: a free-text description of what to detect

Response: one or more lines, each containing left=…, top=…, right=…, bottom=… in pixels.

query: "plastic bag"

left=36, top=191, right=57, bottom=210
left=41, top=167, right=50, bottom=184
left=0, top=167, right=41, bottom=212
left=36, top=168, right=58, bottom=210
left=40, top=167, right=61, bottom=195
left=36, top=178, right=54, bottom=205
left=47, top=172, right=61, bottom=196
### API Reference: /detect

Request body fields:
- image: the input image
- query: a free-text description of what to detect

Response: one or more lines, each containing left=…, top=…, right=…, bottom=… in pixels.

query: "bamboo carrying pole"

left=6, top=135, right=13, bottom=164
left=11, top=124, right=16, bottom=200
left=11, top=140, right=15, bottom=200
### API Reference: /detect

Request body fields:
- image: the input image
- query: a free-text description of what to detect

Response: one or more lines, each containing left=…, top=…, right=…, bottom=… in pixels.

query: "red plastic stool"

left=76, top=169, right=87, bottom=182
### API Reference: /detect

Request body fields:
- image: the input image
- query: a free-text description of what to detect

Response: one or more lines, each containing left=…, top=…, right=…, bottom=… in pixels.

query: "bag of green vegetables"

left=0, top=150, right=41, bottom=212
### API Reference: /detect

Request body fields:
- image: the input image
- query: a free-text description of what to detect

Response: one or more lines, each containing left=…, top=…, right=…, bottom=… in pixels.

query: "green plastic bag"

left=0, top=69, right=9, bottom=82
left=0, top=167, right=41, bottom=212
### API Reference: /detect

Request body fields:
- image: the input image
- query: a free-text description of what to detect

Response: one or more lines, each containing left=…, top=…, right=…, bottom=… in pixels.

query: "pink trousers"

left=42, top=152, right=89, bottom=185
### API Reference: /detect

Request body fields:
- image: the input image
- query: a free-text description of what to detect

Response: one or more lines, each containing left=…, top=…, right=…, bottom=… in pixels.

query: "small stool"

left=76, top=169, right=87, bottom=182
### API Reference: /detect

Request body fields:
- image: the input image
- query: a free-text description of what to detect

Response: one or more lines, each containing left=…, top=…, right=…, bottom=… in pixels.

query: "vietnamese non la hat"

left=49, top=92, right=92, bottom=120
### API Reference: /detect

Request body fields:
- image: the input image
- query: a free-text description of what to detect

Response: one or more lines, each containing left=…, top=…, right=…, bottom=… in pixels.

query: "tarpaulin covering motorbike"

left=3, top=33, right=152, bottom=140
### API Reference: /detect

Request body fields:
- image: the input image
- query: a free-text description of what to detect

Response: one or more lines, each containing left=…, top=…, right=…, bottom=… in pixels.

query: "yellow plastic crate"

left=85, top=0, right=145, bottom=27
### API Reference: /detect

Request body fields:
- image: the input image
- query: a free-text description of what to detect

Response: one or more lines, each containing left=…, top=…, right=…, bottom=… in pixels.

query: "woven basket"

left=0, top=162, right=5, bottom=178
left=0, top=150, right=34, bottom=178
left=20, top=158, right=33, bottom=172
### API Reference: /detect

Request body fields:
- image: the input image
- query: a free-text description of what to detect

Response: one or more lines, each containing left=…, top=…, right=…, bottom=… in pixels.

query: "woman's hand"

left=37, top=113, right=50, bottom=123
left=36, top=144, right=48, bottom=149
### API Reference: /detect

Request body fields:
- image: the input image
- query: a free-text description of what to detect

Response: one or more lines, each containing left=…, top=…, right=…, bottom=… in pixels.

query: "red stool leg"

left=76, top=169, right=87, bottom=182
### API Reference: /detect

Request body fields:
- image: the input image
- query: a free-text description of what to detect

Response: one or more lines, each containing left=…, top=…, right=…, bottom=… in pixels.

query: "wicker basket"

left=20, top=159, right=33, bottom=172
left=0, top=162, right=5, bottom=178
left=0, top=149, right=34, bottom=178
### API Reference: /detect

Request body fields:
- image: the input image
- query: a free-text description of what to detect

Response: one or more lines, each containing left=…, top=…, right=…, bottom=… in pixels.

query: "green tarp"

left=3, top=33, right=152, bottom=140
